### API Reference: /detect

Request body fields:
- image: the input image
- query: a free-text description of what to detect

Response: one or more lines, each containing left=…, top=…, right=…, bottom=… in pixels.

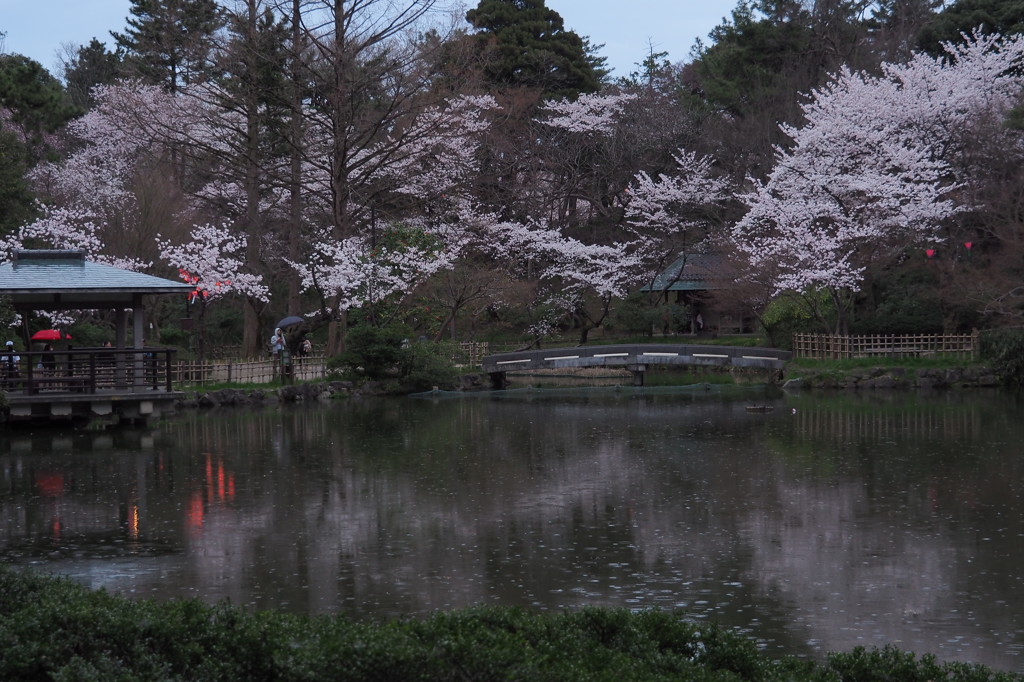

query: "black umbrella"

left=276, top=316, right=305, bottom=329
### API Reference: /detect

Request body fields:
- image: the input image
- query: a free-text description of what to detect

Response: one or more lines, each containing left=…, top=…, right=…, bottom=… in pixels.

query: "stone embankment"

left=174, top=366, right=1000, bottom=408
left=781, top=365, right=999, bottom=390
left=174, top=373, right=492, bottom=408
left=175, top=381, right=357, bottom=409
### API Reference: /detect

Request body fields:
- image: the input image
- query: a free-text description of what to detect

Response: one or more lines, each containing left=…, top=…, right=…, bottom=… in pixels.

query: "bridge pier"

left=627, top=364, right=646, bottom=387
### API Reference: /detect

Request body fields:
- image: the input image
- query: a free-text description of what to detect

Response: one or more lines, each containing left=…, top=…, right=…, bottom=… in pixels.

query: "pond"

left=1, top=386, right=1022, bottom=672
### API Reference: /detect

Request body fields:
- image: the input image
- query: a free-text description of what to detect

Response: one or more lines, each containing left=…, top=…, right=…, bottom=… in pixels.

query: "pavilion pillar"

left=115, top=309, right=128, bottom=387
left=133, top=296, right=145, bottom=387
left=115, top=309, right=127, bottom=348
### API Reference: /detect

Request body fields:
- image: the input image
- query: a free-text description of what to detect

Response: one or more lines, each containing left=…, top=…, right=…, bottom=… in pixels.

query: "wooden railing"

left=792, top=332, right=980, bottom=360
left=1, top=348, right=176, bottom=395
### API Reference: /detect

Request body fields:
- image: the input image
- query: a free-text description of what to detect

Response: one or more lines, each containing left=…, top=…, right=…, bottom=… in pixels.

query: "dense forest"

left=2, top=0, right=1024, bottom=358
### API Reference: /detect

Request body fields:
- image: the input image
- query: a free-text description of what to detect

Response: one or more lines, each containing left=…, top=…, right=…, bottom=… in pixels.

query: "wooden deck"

left=2, top=348, right=182, bottom=424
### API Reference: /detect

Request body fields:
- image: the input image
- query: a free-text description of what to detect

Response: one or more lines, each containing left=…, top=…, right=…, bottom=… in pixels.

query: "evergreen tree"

left=867, top=0, right=943, bottom=61
left=112, top=0, right=225, bottom=91
left=212, top=0, right=291, bottom=356
left=917, top=0, right=1024, bottom=54
left=692, top=2, right=815, bottom=119
left=465, top=0, right=602, bottom=98
left=0, top=54, right=80, bottom=162
left=686, top=0, right=873, bottom=180
left=0, top=128, right=34, bottom=235
left=63, top=39, right=124, bottom=110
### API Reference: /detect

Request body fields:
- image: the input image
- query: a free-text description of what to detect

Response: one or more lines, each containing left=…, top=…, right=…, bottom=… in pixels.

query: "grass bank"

left=1, top=566, right=1019, bottom=681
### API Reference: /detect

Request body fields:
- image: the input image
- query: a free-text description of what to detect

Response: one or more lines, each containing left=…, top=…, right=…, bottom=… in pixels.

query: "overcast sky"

left=0, top=0, right=739, bottom=79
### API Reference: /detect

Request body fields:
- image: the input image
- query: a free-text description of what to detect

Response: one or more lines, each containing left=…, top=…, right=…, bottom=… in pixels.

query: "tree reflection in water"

left=1, top=389, right=1022, bottom=673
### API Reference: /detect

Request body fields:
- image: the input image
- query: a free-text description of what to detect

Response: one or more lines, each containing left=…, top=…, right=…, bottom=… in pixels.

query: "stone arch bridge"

left=481, top=343, right=791, bottom=388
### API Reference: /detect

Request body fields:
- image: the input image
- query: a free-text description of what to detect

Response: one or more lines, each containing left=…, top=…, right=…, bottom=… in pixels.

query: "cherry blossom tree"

left=289, top=93, right=496, bottom=339
left=479, top=93, right=729, bottom=345
left=466, top=92, right=648, bottom=345
left=0, top=205, right=152, bottom=330
left=30, top=81, right=211, bottom=266
left=158, top=222, right=269, bottom=360
left=479, top=216, right=644, bottom=345
left=624, top=149, right=732, bottom=288
left=731, top=32, right=1024, bottom=334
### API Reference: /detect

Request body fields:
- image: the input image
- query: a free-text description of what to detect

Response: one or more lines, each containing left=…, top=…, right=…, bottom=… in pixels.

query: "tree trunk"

left=287, top=0, right=304, bottom=317
left=242, top=0, right=264, bottom=358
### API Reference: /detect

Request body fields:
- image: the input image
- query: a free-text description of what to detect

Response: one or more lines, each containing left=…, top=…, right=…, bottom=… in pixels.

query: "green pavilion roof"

left=640, top=252, right=736, bottom=293
left=0, top=250, right=193, bottom=310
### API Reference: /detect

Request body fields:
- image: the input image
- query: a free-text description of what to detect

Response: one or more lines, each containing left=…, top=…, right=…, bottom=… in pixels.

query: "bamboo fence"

left=171, top=342, right=507, bottom=387
left=792, top=332, right=979, bottom=360
left=172, top=355, right=328, bottom=387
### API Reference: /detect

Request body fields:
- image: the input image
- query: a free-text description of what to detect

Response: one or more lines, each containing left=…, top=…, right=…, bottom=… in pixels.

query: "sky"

left=0, top=0, right=739, bottom=79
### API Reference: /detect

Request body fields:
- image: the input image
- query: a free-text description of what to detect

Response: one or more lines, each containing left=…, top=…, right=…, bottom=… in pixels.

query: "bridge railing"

left=482, top=344, right=791, bottom=374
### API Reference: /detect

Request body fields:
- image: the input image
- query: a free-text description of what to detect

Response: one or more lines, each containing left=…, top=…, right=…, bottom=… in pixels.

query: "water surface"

left=1, top=387, right=1022, bottom=672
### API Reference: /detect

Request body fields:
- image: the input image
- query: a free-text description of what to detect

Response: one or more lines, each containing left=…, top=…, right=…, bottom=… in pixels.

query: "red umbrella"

left=31, top=329, right=72, bottom=341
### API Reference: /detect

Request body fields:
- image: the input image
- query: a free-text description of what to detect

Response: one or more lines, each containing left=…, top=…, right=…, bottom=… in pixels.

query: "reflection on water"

left=2, top=387, right=1023, bottom=672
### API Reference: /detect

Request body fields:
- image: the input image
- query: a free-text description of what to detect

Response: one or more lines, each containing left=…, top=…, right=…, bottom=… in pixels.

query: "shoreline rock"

left=782, top=365, right=1000, bottom=390
left=173, top=366, right=1002, bottom=409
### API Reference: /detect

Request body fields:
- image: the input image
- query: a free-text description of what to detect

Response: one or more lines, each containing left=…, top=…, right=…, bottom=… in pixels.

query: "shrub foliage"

left=1, top=565, right=1021, bottom=681
left=980, top=328, right=1024, bottom=389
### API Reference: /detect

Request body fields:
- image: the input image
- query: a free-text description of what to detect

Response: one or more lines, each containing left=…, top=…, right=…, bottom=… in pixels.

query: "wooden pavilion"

left=640, top=252, right=754, bottom=335
left=0, top=250, right=193, bottom=424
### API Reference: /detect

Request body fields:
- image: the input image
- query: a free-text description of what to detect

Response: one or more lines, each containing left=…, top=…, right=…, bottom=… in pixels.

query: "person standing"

left=2, top=340, right=21, bottom=385
left=270, top=328, right=286, bottom=357
left=41, top=343, right=55, bottom=375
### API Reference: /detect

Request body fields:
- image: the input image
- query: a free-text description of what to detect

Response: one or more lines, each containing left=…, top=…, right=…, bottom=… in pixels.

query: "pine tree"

left=0, top=55, right=80, bottom=162
left=465, top=0, right=602, bottom=99
left=0, top=129, right=34, bottom=234
left=112, top=0, right=225, bottom=92
left=917, top=0, right=1024, bottom=54
left=62, top=39, right=123, bottom=110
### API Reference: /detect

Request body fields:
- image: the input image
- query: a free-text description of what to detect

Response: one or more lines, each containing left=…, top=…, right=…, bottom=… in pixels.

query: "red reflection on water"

left=217, top=461, right=225, bottom=500
left=36, top=472, right=64, bottom=497
left=188, top=454, right=237, bottom=533
left=203, top=454, right=235, bottom=504
left=187, top=491, right=205, bottom=530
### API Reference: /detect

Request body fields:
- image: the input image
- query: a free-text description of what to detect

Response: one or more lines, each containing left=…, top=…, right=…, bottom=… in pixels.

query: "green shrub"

left=825, top=645, right=1021, bottom=682
left=2, top=565, right=1021, bottom=682
left=979, top=328, right=1024, bottom=388
left=608, top=292, right=655, bottom=336
left=328, top=325, right=459, bottom=391
left=336, top=324, right=409, bottom=380
left=158, top=325, right=190, bottom=348
left=760, top=292, right=829, bottom=349
left=399, top=341, right=459, bottom=392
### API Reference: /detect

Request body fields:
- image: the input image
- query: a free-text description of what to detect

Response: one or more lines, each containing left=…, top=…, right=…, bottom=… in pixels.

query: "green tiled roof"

left=640, top=252, right=736, bottom=292
left=0, top=250, right=193, bottom=309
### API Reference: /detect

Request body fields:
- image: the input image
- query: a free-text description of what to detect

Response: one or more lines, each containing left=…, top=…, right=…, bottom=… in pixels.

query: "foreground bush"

left=1, top=566, right=1020, bottom=681
left=980, top=328, right=1024, bottom=388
